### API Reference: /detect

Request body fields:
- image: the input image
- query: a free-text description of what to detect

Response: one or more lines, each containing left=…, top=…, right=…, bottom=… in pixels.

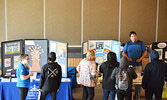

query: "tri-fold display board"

left=1, top=39, right=68, bottom=78
left=82, top=40, right=121, bottom=66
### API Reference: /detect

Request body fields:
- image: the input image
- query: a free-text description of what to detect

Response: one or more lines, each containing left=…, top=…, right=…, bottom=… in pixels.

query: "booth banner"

left=26, top=82, right=39, bottom=99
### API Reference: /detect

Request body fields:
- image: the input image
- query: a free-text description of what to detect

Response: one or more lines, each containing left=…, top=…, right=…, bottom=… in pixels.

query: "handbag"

left=162, top=84, right=167, bottom=98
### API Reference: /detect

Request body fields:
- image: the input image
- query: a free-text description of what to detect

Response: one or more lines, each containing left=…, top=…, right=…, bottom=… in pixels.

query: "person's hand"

left=136, top=59, right=141, bottom=63
left=127, top=58, right=132, bottom=62
left=39, top=89, right=42, bottom=91
left=57, top=89, right=59, bottom=92
left=29, top=73, right=34, bottom=76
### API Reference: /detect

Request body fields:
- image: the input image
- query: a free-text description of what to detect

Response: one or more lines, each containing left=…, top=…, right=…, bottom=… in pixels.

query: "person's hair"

left=48, top=52, right=56, bottom=62
left=129, top=31, right=137, bottom=37
left=85, top=50, right=95, bottom=61
left=20, top=54, right=29, bottom=61
left=107, top=52, right=117, bottom=62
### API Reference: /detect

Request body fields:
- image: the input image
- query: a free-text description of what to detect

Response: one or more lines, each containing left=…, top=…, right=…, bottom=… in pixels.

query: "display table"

left=0, top=79, right=73, bottom=100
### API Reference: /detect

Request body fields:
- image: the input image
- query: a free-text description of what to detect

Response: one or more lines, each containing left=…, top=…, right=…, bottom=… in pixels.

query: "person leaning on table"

left=39, top=52, right=62, bottom=100
left=16, top=54, right=34, bottom=100
left=122, top=31, right=147, bottom=73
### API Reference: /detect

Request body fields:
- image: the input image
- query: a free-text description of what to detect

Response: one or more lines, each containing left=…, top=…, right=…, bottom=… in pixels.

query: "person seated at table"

left=39, top=52, right=62, bottom=100
left=99, top=52, right=119, bottom=100
left=142, top=50, right=167, bottom=100
left=77, top=50, right=97, bottom=100
left=17, top=54, right=34, bottom=100
left=111, top=57, right=137, bottom=100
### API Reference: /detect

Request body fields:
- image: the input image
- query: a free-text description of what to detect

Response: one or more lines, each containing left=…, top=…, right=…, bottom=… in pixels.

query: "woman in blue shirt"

left=16, top=54, right=33, bottom=100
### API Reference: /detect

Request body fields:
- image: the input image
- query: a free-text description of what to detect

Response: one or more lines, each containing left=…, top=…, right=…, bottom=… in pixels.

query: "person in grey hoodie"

left=142, top=50, right=167, bottom=100
left=111, top=57, right=137, bottom=100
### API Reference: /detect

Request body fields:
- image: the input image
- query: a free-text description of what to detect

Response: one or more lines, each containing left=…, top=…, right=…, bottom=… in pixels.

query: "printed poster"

left=4, top=58, right=11, bottom=67
left=25, top=40, right=47, bottom=72
left=5, top=42, right=20, bottom=55
left=14, top=56, right=20, bottom=69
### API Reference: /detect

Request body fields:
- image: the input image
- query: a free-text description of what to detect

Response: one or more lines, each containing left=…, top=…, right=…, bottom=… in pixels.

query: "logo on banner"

left=27, top=84, right=39, bottom=99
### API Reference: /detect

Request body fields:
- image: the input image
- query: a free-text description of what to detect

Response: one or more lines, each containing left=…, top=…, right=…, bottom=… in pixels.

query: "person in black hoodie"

left=39, top=52, right=62, bottom=100
left=99, top=52, right=119, bottom=100
left=142, top=50, right=167, bottom=100
left=111, top=57, right=137, bottom=100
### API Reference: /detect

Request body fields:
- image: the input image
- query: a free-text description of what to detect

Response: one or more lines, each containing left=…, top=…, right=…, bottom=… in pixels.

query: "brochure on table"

left=82, top=40, right=121, bottom=66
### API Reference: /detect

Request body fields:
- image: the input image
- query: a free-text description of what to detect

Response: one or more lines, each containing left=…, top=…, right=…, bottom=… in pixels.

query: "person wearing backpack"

left=39, top=52, right=62, bottom=100
left=111, top=57, right=137, bottom=100
left=142, top=50, right=167, bottom=100
left=99, top=52, right=119, bottom=100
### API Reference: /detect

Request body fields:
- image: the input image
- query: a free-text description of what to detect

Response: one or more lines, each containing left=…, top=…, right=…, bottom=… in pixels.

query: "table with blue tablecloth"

left=0, top=79, right=73, bottom=100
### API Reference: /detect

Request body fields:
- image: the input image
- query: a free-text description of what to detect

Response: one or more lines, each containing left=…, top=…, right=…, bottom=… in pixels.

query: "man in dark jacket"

left=111, top=57, right=137, bottom=100
left=39, top=52, right=62, bottom=100
left=100, top=52, right=119, bottom=100
left=142, top=50, right=167, bottom=100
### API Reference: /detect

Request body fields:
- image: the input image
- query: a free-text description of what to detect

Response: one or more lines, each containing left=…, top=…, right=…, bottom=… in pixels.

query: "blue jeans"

left=103, top=89, right=115, bottom=100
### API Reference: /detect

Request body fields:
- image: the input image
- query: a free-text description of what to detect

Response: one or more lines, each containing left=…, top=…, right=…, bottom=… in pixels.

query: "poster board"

left=24, top=39, right=48, bottom=72
left=83, top=40, right=121, bottom=66
left=151, top=42, right=167, bottom=62
left=1, top=40, right=23, bottom=77
left=49, top=40, right=68, bottom=77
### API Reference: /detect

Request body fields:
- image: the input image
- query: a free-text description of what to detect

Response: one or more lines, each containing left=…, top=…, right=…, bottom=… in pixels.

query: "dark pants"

left=103, top=89, right=115, bottom=100
left=40, top=90, right=57, bottom=100
left=117, top=90, right=132, bottom=100
left=18, top=87, right=29, bottom=100
left=145, top=88, right=163, bottom=100
left=82, top=85, right=94, bottom=100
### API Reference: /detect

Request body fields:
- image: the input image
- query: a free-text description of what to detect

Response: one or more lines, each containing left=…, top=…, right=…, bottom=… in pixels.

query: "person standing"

left=122, top=31, right=147, bottom=73
left=111, top=57, right=137, bottom=100
left=17, top=54, right=34, bottom=100
left=77, top=50, right=97, bottom=100
left=142, top=50, right=167, bottom=100
left=39, top=52, right=62, bottom=100
left=99, top=52, right=119, bottom=100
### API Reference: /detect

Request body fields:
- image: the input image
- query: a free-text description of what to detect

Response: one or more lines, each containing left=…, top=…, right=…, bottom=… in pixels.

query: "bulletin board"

left=151, top=42, right=167, bottom=62
left=24, top=39, right=48, bottom=72
left=1, top=40, right=24, bottom=77
left=49, top=40, right=68, bottom=77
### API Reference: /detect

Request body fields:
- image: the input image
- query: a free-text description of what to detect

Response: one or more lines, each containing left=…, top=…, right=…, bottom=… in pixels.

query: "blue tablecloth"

left=0, top=81, right=73, bottom=100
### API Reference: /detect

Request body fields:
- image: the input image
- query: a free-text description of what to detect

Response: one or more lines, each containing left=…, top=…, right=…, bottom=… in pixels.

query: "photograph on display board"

left=49, top=40, right=68, bottom=77
left=165, top=51, right=167, bottom=59
left=83, top=42, right=88, bottom=55
left=5, top=42, right=20, bottom=55
left=24, top=39, right=48, bottom=72
left=154, top=49, right=163, bottom=60
left=96, top=42, right=104, bottom=49
left=4, top=58, right=11, bottom=67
